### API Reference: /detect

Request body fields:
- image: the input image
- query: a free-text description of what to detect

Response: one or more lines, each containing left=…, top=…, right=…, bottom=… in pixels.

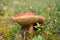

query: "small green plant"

left=32, top=35, right=43, bottom=40
left=34, top=23, right=44, bottom=35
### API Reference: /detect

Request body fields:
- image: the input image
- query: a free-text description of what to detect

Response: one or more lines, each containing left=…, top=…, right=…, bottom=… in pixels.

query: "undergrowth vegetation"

left=0, top=0, right=60, bottom=40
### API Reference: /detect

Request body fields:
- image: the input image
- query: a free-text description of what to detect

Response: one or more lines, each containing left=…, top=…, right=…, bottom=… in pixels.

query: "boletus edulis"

left=11, top=12, right=46, bottom=40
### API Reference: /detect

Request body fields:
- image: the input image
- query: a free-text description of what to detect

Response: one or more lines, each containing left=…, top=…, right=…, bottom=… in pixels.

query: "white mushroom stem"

left=24, top=30, right=26, bottom=40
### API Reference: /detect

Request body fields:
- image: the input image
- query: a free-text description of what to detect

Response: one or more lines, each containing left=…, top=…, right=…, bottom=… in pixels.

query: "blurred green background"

left=0, top=0, right=60, bottom=40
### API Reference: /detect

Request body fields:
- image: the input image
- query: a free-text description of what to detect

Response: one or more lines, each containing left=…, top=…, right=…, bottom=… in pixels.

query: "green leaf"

left=32, top=35, right=43, bottom=40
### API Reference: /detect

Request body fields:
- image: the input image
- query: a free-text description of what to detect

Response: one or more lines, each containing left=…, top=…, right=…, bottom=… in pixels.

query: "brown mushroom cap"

left=11, top=12, right=46, bottom=25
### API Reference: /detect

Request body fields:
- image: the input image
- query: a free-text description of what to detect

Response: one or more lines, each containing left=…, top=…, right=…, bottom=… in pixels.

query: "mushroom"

left=11, top=12, right=46, bottom=40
